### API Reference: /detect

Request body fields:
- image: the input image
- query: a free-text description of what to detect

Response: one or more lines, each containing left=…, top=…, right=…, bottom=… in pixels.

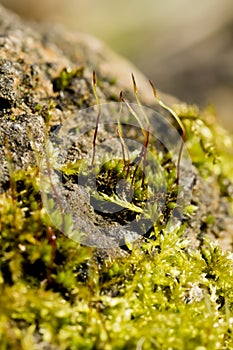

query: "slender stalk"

left=149, top=80, right=186, bottom=184
left=91, top=71, right=101, bottom=168
left=131, top=126, right=150, bottom=190
left=120, top=88, right=149, bottom=192
left=132, top=73, right=150, bottom=127
left=120, top=91, right=145, bottom=138
left=119, top=91, right=131, bottom=178
left=142, top=127, right=150, bottom=187
left=117, top=92, right=126, bottom=166
left=131, top=74, right=150, bottom=187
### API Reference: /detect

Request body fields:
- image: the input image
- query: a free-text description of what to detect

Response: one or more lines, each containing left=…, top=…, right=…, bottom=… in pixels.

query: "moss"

left=1, top=213, right=233, bottom=349
left=1, top=98, right=233, bottom=348
left=0, top=7, right=232, bottom=346
left=174, top=103, right=233, bottom=183
left=52, top=67, right=84, bottom=92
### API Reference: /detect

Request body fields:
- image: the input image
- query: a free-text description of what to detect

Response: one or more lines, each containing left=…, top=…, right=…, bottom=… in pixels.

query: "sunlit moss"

left=1, top=100, right=233, bottom=349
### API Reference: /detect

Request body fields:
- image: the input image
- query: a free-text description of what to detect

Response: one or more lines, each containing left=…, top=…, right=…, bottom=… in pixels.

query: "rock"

left=0, top=4, right=232, bottom=253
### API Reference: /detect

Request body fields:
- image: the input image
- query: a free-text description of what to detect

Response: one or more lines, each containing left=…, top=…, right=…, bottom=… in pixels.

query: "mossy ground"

left=1, top=101, right=233, bottom=349
left=0, top=5, right=233, bottom=348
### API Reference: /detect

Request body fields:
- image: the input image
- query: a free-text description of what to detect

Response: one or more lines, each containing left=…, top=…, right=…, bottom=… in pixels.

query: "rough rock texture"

left=0, top=4, right=233, bottom=252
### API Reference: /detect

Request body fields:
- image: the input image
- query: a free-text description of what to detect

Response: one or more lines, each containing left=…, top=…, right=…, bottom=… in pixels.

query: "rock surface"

left=0, top=4, right=233, bottom=252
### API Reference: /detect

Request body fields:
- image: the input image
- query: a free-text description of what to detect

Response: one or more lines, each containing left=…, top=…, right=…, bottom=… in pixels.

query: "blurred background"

left=1, top=0, right=232, bottom=130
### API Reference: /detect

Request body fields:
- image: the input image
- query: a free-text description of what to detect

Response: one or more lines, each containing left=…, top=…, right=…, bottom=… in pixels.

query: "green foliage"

left=1, top=103, right=233, bottom=349
left=52, top=67, right=84, bottom=92
left=1, top=201, right=233, bottom=349
left=174, top=104, right=233, bottom=182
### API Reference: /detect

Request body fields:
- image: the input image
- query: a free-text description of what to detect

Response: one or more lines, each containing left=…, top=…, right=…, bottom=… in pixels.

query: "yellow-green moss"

left=1, top=103, right=233, bottom=349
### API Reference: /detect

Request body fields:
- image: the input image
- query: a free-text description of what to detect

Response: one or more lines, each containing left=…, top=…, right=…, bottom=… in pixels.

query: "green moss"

left=174, top=104, right=233, bottom=181
left=33, top=100, right=57, bottom=123
left=52, top=66, right=84, bottom=92
left=1, top=100, right=233, bottom=349
left=1, top=213, right=233, bottom=349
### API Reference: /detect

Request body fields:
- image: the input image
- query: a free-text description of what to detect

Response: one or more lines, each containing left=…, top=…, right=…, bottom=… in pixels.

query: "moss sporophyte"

left=46, top=71, right=190, bottom=247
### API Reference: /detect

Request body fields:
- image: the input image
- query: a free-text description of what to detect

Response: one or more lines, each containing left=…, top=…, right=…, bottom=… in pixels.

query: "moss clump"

left=1, top=204, right=233, bottom=349
left=1, top=100, right=233, bottom=349
left=175, top=103, right=233, bottom=182
left=62, top=157, right=149, bottom=222
left=0, top=4, right=232, bottom=346
left=52, top=67, right=84, bottom=92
